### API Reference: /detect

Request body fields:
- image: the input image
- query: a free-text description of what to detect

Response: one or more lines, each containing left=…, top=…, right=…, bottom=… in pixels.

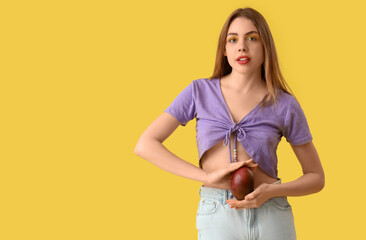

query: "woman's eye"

left=247, top=35, right=258, bottom=41
left=228, top=37, right=237, bottom=43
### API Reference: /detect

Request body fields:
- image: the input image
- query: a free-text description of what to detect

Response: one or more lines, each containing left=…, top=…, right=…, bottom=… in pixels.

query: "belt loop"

left=222, top=189, right=226, bottom=204
left=225, top=189, right=230, bottom=204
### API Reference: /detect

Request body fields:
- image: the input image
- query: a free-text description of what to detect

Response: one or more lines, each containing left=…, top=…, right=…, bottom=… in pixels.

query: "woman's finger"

left=226, top=199, right=251, bottom=209
left=244, top=188, right=261, bottom=200
left=237, top=159, right=256, bottom=165
left=228, top=161, right=246, bottom=172
left=246, top=162, right=258, bottom=167
left=242, top=159, right=258, bottom=169
left=244, top=159, right=255, bottom=164
left=244, top=159, right=257, bottom=165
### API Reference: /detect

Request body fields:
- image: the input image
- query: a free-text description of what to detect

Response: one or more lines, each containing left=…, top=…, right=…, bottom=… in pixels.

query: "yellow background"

left=1, top=0, right=365, bottom=239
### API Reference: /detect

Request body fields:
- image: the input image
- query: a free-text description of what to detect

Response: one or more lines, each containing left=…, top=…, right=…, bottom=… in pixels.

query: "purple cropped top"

left=164, top=78, right=313, bottom=178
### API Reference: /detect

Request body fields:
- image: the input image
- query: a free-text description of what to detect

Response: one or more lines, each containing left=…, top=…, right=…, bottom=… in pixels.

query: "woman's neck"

left=222, top=71, right=266, bottom=94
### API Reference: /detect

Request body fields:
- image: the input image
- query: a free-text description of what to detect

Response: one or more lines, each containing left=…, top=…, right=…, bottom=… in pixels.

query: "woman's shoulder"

left=275, top=89, right=307, bottom=116
left=190, top=77, right=219, bottom=93
left=262, top=89, right=298, bottom=115
left=173, top=78, right=218, bottom=101
left=192, top=77, right=218, bottom=86
left=276, top=89, right=296, bottom=105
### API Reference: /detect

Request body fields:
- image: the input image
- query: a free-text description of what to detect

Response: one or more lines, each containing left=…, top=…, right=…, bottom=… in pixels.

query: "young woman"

left=135, top=7, right=324, bottom=240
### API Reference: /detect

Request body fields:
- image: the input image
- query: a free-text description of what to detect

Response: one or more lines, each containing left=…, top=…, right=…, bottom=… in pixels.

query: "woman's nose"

left=238, top=39, right=247, bottom=52
left=238, top=44, right=247, bottom=52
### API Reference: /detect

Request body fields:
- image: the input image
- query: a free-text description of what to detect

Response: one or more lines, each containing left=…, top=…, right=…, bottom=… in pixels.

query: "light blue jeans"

left=196, top=181, right=296, bottom=240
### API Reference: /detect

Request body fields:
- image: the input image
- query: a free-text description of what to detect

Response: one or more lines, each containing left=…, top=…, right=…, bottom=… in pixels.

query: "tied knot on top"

left=223, top=123, right=247, bottom=163
left=223, top=124, right=247, bottom=146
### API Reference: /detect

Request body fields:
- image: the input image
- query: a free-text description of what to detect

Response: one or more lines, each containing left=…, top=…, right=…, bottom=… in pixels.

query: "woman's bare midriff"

left=200, top=133, right=278, bottom=190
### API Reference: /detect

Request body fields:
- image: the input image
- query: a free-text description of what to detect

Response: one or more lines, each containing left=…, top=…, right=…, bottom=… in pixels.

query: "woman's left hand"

left=226, top=183, right=274, bottom=209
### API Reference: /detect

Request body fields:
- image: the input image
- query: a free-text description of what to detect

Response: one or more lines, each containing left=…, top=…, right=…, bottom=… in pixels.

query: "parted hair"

left=210, top=7, right=293, bottom=107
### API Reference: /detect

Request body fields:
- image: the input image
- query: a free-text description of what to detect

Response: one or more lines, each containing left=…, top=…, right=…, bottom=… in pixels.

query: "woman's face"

left=224, top=17, right=264, bottom=76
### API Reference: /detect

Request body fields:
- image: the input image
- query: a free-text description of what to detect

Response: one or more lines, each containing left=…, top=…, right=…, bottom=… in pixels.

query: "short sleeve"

left=283, top=97, right=313, bottom=145
left=164, top=81, right=196, bottom=126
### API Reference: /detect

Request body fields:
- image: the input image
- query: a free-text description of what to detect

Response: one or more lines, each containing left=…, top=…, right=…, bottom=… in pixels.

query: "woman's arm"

left=227, top=141, right=325, bottom=209
left=134, top=112, right=246, bottom=184
left=269, top=141, right=325, bottom=197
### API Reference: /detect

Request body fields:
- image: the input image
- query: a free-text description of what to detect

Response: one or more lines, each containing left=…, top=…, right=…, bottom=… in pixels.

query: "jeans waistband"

left=199, top=179, right=281, bottom=204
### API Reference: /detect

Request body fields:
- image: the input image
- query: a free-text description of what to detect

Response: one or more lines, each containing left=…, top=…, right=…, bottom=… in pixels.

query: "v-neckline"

left=217, top=77, right=266, bottom=124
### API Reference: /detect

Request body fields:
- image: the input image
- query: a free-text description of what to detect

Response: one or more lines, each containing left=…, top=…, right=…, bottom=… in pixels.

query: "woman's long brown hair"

left=209, top=8, right=293, bottom=107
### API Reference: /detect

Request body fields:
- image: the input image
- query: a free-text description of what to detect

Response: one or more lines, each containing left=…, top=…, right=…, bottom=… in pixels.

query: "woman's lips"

left=236, top=56, right=250, bottom=64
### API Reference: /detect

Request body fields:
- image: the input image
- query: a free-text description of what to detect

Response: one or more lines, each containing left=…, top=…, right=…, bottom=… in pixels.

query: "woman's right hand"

left=203, top=159, right=258, bottom=188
